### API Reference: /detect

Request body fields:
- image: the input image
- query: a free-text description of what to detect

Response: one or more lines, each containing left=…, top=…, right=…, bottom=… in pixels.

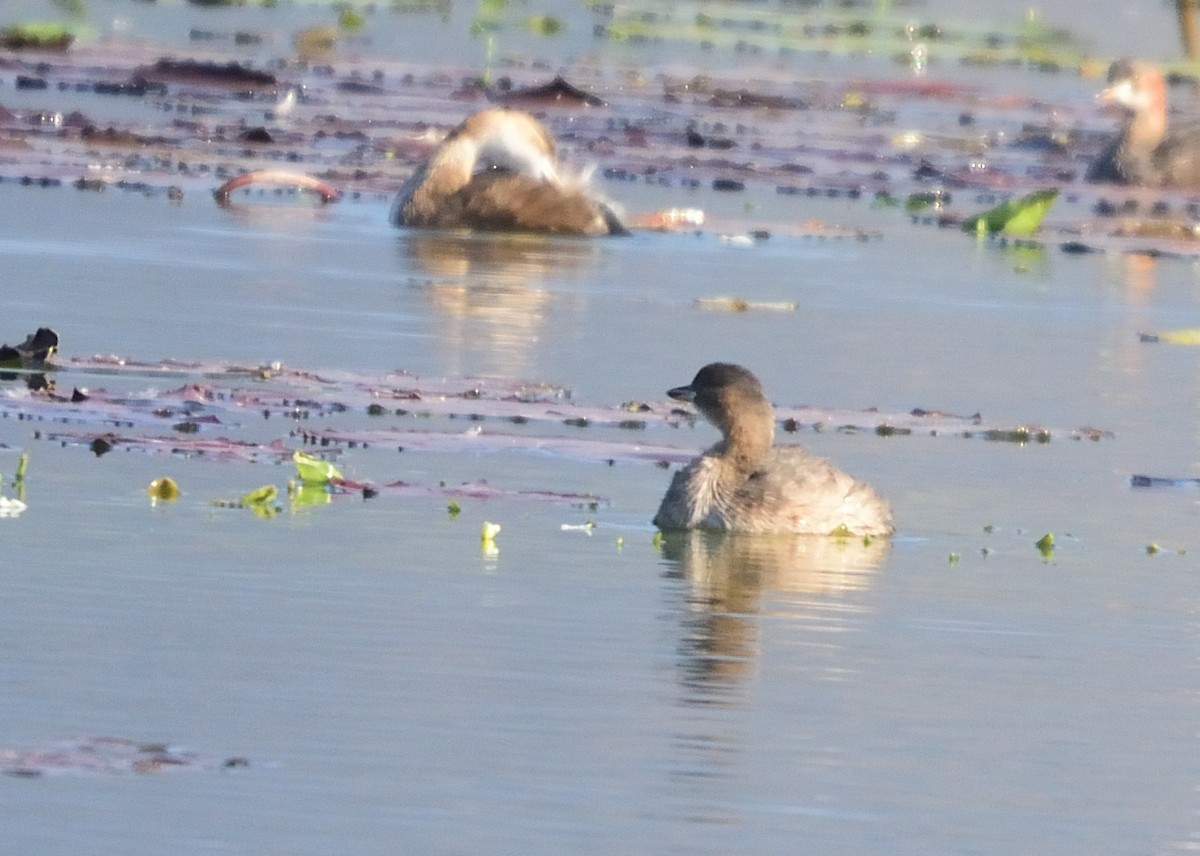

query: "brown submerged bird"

left=1087, top=58, right=1200, bottom=188
left=653, top=363, right=894, bottom=536
left=390, top=107, right=626, bottom=236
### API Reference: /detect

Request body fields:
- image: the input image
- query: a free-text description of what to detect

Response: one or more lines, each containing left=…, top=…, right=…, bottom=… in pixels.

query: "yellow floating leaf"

left=289, top=482, right=331, bottom=507
left=293, top=450, right=343, bottom=485
left=295, top=26, right=336, bottom=56
left=1142, top=328, right=1200, bottom=345
left=241, top=485, right=278, bottom=506
left=147, top=477, right=180, bottom=502
left=481, top=521, right=501, bottom=557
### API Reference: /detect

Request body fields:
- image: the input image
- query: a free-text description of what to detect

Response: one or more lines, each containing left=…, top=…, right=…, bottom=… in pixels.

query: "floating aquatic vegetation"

left=288, top=481, right=331, bottom=507
left=694, top=297, right=797, bottom=312
left=11, top=354, right=1111, bottom=446
left=480, top=520, right=501, bottom=556
left=594, top=0, right=1093, bottom=71
left=337, top=8, right=366, bottom=32
left=0, top=23, right=77, bottom=51
left=1035, top=532, right=1054, bottom=559
left=962, top=188, right=1059, bottom=236
left=212, top=484, right=281, bottom=517
left=1138, top=328, right=1200, bottom=345
left=134, top=58, right=277, bottom=89
left=293, top=450, right=343, bottom=485
left=525, top=15, right=564, bottom=37
left=241, top=485, right=278, bottom=506
left=295, top=26, right=337, bottom=56
left=147, top=476, right=180, bottom=502
left=214, top=171, right=341, bottom=206
left=1144, top=542, right=1187, bottom=556
left=905, top=190, right=950, bottom=213
left=1131, top=474, right=1200, bottom=489
left=0, top=328, right=58, bottom=369
left=0, top=736, right=246, bottom=777
left=493, top=75, right=604, bottom=107
left=0, top=451, right=29, bottom=518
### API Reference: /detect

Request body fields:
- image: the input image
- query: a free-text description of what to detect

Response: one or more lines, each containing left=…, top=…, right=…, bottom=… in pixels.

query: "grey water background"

left=2, top=0, right=1200, bottom=853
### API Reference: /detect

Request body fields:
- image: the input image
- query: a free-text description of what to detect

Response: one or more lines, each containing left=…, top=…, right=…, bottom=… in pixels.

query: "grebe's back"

left=391, top=107, right=626, bottom=236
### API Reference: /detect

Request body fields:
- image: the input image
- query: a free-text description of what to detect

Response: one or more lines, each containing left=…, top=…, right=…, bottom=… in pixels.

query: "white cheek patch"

left=1107, top=79, right=1151, bottom=110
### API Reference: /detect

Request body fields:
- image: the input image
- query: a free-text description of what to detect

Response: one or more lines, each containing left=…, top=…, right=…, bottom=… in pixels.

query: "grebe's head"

left=668, top=362, right=775, bottom=446
left=1098, top=58, right=1166, bottom=117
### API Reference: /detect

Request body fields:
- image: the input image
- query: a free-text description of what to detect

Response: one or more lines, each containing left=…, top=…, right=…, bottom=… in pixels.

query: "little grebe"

left=1087, top=58, right=1200, bottom=188
left=653, top=363, right=894, bottom=536
left=390, top=107, right=626, bottom=236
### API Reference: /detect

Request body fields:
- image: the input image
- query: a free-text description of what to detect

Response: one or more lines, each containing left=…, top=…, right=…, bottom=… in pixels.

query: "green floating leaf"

left=290, top=482, right=331, bottom=507
left=293, top=450, right=343, bottom=486
left=447, top=500, right=461, bottom=518
left=241, top=485, right=278, bottom=506
left=1, top=22, right=77, bottom=50
left=337, top=8, right=365, bottom=32
left=1035, top=532, right=1055, bottom=558
left=962, top=188, right=1058, bottom=236
left=905, top=190, right=948, bottom=213
left=526, top=15, right=563, bottom=36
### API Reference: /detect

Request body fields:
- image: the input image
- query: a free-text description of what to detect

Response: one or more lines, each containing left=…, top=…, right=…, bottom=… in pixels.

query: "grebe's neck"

left=1105, top=64, right=1168, bottom=153
left=1124, top=89, right=1167, bottom=155
left=713, top=397, right=775, bottom=472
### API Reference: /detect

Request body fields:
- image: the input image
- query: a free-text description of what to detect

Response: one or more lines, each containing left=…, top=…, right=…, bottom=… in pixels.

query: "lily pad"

left=293, top=450, right=343, bottom=485
left=962, top=189, right=1059, bottom=236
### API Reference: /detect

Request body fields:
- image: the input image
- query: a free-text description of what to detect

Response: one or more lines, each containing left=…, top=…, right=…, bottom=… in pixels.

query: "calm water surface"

left=2, top=1, right=1200, bottom=853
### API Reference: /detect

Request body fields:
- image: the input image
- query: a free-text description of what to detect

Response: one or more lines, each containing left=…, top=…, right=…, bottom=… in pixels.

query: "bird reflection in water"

left=661, top=530, right=890, bottom=696
left=656, top=530, right=890, bottom=820
left=399, top=231, right=602, bottom=378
